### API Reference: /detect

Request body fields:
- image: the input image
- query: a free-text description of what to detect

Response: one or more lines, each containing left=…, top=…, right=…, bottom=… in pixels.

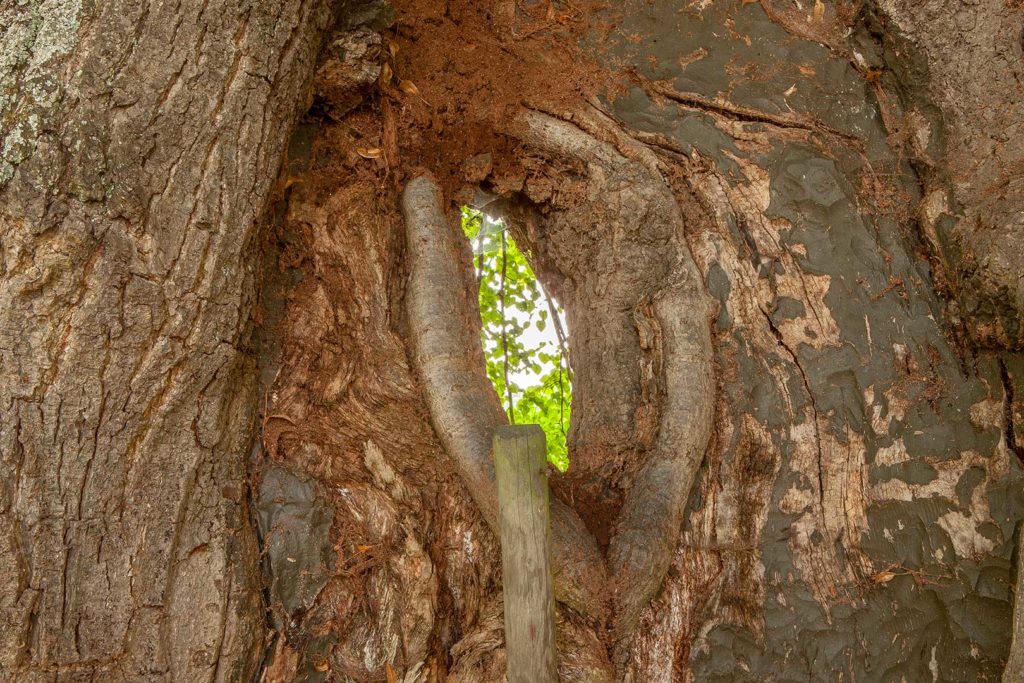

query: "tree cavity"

left=460, top=206, right=572, bottom=471
left=403, top=105, right=716, bottom=675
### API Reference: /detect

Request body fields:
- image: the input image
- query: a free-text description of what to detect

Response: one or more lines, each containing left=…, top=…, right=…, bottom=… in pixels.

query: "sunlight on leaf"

left=462, top=207, right=571, bottom=471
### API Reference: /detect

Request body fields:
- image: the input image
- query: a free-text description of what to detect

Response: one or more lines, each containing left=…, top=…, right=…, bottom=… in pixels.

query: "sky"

left=473, top=214, right=567, bottom=389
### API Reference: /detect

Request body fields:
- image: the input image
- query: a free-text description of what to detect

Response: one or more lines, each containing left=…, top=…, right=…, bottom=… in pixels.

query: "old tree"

left=2, top=0, right=1024, bottom=680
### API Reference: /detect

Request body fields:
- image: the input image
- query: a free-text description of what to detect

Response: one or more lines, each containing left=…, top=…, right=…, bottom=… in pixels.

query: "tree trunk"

left=2, top=1, right=1023, bottom=682
left=0, top=1, right=333, bottom=679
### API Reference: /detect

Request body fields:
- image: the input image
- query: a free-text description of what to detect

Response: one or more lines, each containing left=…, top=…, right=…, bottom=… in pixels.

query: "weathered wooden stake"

left=493, top=424, right=558, bottom=683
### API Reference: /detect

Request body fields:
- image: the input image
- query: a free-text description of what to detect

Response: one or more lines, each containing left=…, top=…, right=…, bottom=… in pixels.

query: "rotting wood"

left=493, top=425, right=558, bottom=683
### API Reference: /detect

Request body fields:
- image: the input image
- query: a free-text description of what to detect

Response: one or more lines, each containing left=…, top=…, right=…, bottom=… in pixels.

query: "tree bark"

left=3, top=0, right=1023, bottom=682
left=0, top=1, right=332, bottom=679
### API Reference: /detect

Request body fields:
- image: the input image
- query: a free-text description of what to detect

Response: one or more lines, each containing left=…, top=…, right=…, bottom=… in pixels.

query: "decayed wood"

left=493, top=425, right=558, bottom=683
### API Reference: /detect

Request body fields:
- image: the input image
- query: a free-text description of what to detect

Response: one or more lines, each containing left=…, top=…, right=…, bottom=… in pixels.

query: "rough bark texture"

left=868, top=0, right=1024, bottom=350
left=0, top=0, right=332, bottom=679
left=4, top=0, right=1024, bottom=682
left=596, top=2, right=1023, bottom=679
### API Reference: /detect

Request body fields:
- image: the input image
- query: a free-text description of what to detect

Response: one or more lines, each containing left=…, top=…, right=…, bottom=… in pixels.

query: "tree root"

left=511, top=109, right=716, bottom=664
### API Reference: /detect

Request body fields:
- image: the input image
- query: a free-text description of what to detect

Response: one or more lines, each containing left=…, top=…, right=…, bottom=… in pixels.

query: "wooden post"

left=493, top=424, right=558, bottom=683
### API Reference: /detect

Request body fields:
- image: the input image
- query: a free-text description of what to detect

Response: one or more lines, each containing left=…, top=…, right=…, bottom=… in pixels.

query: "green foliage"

left=461, top=208, right=571, bottom=471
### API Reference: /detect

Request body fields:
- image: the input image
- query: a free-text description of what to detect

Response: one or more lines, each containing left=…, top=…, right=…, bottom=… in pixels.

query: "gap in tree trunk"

left=460, top=206, right=574, bottom=471
left=248, top=1, right=1024, bottom=681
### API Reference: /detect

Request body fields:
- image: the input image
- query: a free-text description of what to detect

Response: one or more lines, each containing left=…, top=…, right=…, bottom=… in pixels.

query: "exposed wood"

left=493, top=425, right=558, bottom=683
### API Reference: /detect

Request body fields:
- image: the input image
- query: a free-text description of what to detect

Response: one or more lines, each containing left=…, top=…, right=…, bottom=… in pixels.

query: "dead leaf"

left=385, top=662, right=397, bottom=683
left=314, top=661, right=330, bottom=672
left=399, top=80, right=419, bottom=96
left=873, top=570, right=896, bottom=584
left=379, top=62, right=393, bottom=87
left=813, top=0, right=825, bottom=20
left=387, top=38, right=399, bottom=58
left=356, top=544, right=373, bottom=553
left=356, top=147, right=383, bottom=159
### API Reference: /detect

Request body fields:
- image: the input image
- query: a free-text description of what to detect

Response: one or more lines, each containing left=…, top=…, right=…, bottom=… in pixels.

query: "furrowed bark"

left=401, top=174, right=609, bottom=622
left=866, top=0, right=1024, bottom=350
left=0, top=0, right=333, bottom=678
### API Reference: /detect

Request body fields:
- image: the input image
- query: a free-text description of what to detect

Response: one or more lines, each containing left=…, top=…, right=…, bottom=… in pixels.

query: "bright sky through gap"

left=474, top=214, right=567, bottom=389
left=467, top=209, right=572, bottom=469
left=508, top=279, right=564, bottom=386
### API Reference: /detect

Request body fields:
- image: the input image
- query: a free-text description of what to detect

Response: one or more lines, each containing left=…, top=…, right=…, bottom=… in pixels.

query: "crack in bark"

left=760, top=306, right=827, bottom=510
left=639, top=76, right=861, bottom=146
left=1000, top=359, right=1024, bottom=466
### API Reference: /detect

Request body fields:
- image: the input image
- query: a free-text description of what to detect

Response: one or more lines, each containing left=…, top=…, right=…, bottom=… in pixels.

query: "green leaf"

left=462, top=208, right=572, bottom=469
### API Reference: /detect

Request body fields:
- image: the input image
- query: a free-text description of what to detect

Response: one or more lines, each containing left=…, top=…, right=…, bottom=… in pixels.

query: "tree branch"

left=499, top=229, right=516, bottom=422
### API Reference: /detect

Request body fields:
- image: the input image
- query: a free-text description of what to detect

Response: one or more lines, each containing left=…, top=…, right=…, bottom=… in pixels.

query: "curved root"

left=509, top=109, right=716, bottom=662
